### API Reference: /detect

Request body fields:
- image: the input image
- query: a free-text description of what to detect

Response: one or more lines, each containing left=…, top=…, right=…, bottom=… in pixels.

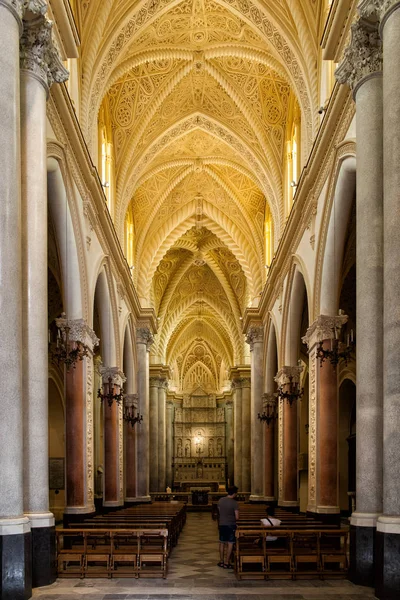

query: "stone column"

left=158, top=378, right=168, bottom=492
left=125, top=394, right=139, bottom=501
left=149, top=377, right=159, bottom=493
left=275, top=366, right=302, bottom=508
left=232, top=379, right=242, bottom=490
left=166, top=400, right=174, bottom=488
left=241, top=379, right=251, bottom=493
left=376, top=2, right=400, bottom=597
left=303, top=317, right=346, bottom=519
left=63, top=320, right=98, bottom=522
left=262, top=393, right=277, bottom=500
left=100, top=367, right=125, bottom=507
left=336, top=10, right=383, bottom=585
left=20, top=9, right=68, bottom=586
left=0, top=2, right=30, bottom=598
left=225, top=400, right=234, bottom=486
left=246, top=324, right=265, bottom=501
left=135, top=327, right=154, bottom=502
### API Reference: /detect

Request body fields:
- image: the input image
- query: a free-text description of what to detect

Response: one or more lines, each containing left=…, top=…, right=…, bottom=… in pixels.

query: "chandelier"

left=98, top=376, right=124, bottom=407
left=316, top=325, right=354, bottom=369
left=258, top=394, right=278, bottom=427
left=123, top=395, right=143, bottom=428
left=50, top=313, right=89, bottom=371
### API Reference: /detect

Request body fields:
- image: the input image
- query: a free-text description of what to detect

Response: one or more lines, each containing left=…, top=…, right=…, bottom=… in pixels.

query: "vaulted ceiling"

left=78, top=0, right=324, bottom=392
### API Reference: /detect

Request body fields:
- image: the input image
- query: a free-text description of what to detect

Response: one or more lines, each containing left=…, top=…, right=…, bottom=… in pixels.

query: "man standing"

left=217, top=485, right=239, bottom=569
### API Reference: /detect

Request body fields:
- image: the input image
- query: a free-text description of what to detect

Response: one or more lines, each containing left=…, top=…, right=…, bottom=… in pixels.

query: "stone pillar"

left=246, top=324, right=265, bottom=501
left=232, top=379, right=242, bottom=490
left=0, top=3, right=30, bottom=598
left=149, top=378, right=159, bottom=493
left=225, top=400, right=234, bottom=486
left=158, top=378, right=168, bottom=492
left=63, top=320, right=98, bottom=522
left=241, top=379, right=251, bottom=493
left=303, top=316, right=347, bottom=522
left=135, top=327, right=154, bottom=502
left=166, top=400, right=174, bottom=488
left=377, top=2, right=400, bottom=597
left=262, top=393, right=277, bottom=500
left=125, top=394, right=139, bottom=501
left=100, top=367, right=125, bottom=507
left=275, top=366, right=302, bottom=508
left=336, top=11, right=383, bottom=586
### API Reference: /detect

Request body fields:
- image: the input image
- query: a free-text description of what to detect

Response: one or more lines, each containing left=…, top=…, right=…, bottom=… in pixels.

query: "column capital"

left=149, top=376, right=161, bottom=388
left=55, top=314, right=100, bottom=352
left=159, top=377, right=169, bottom=390
left=124, top=393, right=139, bottom=408
left=136, top=326, right=154, bottom=350
left=100, top=366, right=126, bottom=388
left=245, top=324, right=263, bottom=351
left=335, top=16, right=382, bottom=96
left=20, top=13, right=68, bottom=94
left=275, top=365, right=303, bottom=387
left=231, top=377, right=251, bottom=389
left=262, top=392, right=277, bottom=407
left=302, top=314, right=348, bottom=350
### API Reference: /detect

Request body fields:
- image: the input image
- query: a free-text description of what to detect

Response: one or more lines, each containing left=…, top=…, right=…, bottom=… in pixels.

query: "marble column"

left=275, top=366, right=302, bottom=508
left=336, top=10, right=383, bottom=586
left=377, top=2, right=400, bottom=597
left=20, top=9, right=68, bottom=587
left=125, top=394, right=139, bottom=501
left=0, top=2, right=30, bottom=598
left=232, top=380, right=242, bottom=490
left=166, top=400, right=174, bottom=488
left=135, top=327, right=154, bottom=502
left=246, top=325, right=265, bottom=501
left=262, top=394, right=277, bottom=500
left=63, top=320, right=98, bottom=522
left=241, top=379, right=251, bottom=493
left=158, top=378, right=168, bottom=492
left=225, top=401, right=234, bottom=486
left=100, top=367, right=125, bottom=507
left=303, top=316, right=346, bottom=520
left=149, top=377, right=159, bottom=493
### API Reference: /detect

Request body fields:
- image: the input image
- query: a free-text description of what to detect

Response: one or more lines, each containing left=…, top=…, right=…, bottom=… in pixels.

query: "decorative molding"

left=302, top=314, right=348, bottom=350
left=335, top=17, right=382, bottom=96
left=85, top=353, right=94, bottom=509
left=20, top=14, right=69, bottom=94
left=308, top=347, right=317, bottom=505
left=118, top=400, right=124, bottom=503
left=278, top=394, right=283, bottom=501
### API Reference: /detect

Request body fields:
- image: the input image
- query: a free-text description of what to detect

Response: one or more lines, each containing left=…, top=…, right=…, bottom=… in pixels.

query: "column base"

left=128, top=496, right=152, bottom=504
left=0, top=518, right=32, bottom=600
left=63, top=510, right=96, bottom=528
left=307, top=510, right=341, bottom=526
left=249, top=495, right=267, bottom=503
left=375, top=516, right=400, bottom=599
left=102, top=500, right=124, bottom=508
left=348, top=512, right=379, bottom=587
left=278, top=500, right=299, bottom=513
left=27, top=513, right=56, bottom=588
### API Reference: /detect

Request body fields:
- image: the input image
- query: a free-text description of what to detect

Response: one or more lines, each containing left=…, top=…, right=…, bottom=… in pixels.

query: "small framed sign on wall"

left=49, top=457, right=65, bottom=490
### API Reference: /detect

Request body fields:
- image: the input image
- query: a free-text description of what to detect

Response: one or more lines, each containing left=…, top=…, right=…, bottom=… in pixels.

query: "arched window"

left=285, top=93, right=301, bottom=216
left=98, top=97, right=115, bottom=217
left=264, top=205, right=273, bottom=278
left=124, top=206, right=135, bottom=275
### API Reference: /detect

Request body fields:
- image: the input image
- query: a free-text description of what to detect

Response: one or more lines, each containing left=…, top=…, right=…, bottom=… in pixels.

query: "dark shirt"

left=218, top=496, right=239, bottom=527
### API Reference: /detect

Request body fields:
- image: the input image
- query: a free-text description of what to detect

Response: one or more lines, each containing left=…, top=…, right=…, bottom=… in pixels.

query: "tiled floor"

left=33, top=512, right=377, bottom=599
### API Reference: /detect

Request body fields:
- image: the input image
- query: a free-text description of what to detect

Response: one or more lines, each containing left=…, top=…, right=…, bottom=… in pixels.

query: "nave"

left=33, top=513, right=374, bottom=600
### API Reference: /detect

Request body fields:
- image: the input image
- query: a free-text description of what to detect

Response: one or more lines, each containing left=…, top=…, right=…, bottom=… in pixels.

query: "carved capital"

left=359, top=0, right=400, bottom=22
left=302, top=314, right=348, bottom=351
left=149, top=376, right=161, bottom=388
left=55, top=314, right=99, bottom=352
left=20, top=14, right=68, bottom=94
left=275, top=365, right=303, bottom=387
left=245, top=325, right=264, bottom=351
left=262, top=392, right=277, bottom=408
left=124, top=393, right=139, bottom=408
left=335, top=17, right=382, bottom=95
left=136, top=326, right=154, bottom=350
left=231, top=377, right=251, bottom=389
left=100, top=366, right=126, bottom=388
left=159, top=377, right=169, bottom=390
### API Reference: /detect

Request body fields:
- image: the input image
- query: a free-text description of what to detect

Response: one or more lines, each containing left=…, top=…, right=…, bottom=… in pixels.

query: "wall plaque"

left=49, top=457, right=65, bottom=490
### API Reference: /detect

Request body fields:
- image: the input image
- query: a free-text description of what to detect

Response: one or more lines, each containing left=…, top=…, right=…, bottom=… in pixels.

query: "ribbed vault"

left=78, top=0, right=324, bottom=393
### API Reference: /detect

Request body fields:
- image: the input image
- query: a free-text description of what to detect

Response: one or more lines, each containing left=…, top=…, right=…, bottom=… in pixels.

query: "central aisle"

left=33, top=512, right=377, bottom=599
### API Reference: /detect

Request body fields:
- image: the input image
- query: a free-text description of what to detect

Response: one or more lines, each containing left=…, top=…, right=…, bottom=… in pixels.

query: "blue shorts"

left=219, top=525, right=236, bottom=543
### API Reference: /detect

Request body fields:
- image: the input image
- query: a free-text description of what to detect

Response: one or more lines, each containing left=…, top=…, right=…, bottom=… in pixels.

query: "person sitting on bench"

left=261, top=510, right=281, bottom=542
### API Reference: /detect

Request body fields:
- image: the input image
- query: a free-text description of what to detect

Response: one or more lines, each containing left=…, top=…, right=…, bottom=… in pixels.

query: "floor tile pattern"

left=33, top=512, right=377, bottom=599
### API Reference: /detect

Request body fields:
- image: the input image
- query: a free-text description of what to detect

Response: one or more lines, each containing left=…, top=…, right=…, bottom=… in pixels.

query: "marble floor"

left=33, top=512, right=377, bottom=600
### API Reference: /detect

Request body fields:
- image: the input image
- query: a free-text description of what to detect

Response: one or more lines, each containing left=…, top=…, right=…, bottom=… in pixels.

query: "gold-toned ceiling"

left=78, top=0, right=324, bottom=393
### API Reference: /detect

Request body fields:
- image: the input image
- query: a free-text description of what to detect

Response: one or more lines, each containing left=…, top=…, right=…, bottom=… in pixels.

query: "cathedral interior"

left=0, top=1, right=399, bottom=599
